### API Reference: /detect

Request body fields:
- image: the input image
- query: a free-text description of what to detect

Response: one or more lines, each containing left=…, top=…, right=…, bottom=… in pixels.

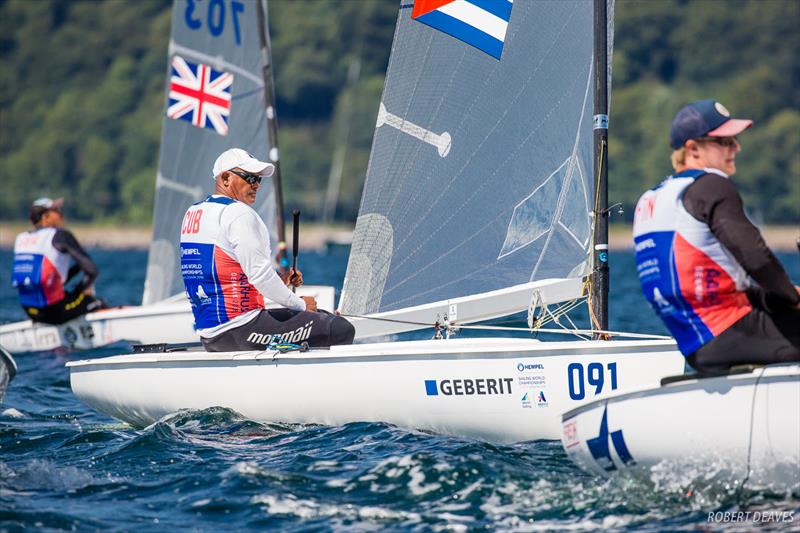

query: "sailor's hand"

left=301, top=296, right=317, bottom=312
left=795, top=286, right=800, bottom=309
left=83, top=285, right=96, bottom=296
left=281, top=268, right=303, bottom=287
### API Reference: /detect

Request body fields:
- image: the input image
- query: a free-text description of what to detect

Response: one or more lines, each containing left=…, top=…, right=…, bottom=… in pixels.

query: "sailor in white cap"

left=179, top=148, right=354, bottom=351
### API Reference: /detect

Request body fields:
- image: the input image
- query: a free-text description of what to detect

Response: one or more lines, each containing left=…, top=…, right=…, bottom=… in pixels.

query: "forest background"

left=1, top=0, right=798, bottom=227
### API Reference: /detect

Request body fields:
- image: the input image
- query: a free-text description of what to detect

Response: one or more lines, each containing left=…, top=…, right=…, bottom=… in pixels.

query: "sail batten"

left=342, top=1, right=609, bottom=320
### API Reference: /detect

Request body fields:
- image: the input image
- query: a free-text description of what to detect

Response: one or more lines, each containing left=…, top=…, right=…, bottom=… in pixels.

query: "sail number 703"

left=184, top=0, right=245, bottom=45
left=567, top=362, right=618, bottom=400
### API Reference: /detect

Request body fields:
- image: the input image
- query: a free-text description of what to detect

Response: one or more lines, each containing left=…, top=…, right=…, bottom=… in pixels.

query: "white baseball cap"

left=32, top=197, right=64, bottom=210
left=211, top=148, right=275, bottom=178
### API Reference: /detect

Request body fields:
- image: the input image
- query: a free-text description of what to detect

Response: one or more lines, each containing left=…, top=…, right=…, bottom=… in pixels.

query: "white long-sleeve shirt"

left=182, top=195, right=304, bottom=338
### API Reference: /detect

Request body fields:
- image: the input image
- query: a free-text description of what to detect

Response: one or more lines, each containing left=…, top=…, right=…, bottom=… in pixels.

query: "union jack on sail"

left=167, top=56, right=233, bottom=136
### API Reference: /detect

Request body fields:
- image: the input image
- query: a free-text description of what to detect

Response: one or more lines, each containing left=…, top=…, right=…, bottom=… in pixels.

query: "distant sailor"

left=12, top=197, right=106, bottom=324
left=633, top=100, right=800, bottom=372
left=180, top=148, right=355, bottom=351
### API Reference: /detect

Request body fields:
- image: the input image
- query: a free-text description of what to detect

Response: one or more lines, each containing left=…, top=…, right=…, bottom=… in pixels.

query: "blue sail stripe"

left=416, top=10, right=505, bottom=59
left=465, top=0, right=513, bottom=22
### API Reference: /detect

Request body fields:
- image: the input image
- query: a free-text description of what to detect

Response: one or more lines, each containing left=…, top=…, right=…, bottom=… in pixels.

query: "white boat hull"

left=561, top=364, right=800, bottom=490
left=68, top=338, right=684, bottom=442
left=0, top=345, right=17, bottom=402
left=0, top=285, right=335, bottom=354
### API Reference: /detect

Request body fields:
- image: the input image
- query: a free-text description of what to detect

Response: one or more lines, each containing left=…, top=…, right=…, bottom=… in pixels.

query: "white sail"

left=340, top=1, right=613, bottom=332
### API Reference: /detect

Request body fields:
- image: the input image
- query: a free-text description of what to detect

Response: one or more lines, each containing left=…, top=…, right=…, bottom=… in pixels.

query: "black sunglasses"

left=694, top=136, right=738, bottom=148
left=229, top=169, right=263, bottom=185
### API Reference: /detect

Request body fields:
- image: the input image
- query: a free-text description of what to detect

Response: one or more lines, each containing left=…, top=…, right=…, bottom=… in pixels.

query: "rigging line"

left=339, top=314, right=437, bottom=327
left=538, top=308, right=592, bottom=340
left=536, top=296, right=583, bottom=324
left=538, top=272, right=588, bottom=329
left=737, top=366, right=765, bottom=500
left=535, top=300, right=588, bottom=334
left=587, top=138, right=606, bottom=331
left=538, top=298, right=586, bottom=325
left=339, top=313, right=671, bottom=340
left=440, top=324, right=671, bottom=339
left=562, top=313, right=590, bottom=340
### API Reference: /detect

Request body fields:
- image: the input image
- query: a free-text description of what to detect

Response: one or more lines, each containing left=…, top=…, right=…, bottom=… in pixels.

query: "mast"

left=591, top=0, right=610, bottom=336
left=256, top=0, right=289, bottom=269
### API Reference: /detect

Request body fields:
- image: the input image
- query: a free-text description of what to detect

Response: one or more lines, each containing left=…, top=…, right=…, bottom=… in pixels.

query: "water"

left=1, top=248, right=798, bottom=531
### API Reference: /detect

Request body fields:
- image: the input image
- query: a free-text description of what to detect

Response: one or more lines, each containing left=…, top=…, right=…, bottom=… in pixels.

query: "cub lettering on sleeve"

left=181, top=209, right=203, bottom=235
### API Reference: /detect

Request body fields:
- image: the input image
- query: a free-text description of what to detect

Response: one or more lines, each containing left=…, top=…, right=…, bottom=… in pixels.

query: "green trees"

left=610, top=0, right=799, bottom=222
left=1, top=0, right=797, bottom=225
left=0, top=0, right=170, bottom=223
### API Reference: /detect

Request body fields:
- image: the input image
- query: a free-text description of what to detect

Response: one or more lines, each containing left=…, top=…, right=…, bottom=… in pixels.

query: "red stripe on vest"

left=41, top=256, right=65, bottom=305
left=213, top=247, right=264, bottom=319
left=673, top=234, right=751, bottom=335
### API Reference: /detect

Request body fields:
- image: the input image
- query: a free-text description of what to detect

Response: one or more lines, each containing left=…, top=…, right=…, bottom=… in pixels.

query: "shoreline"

left=1, top=223, right=798, bottom=252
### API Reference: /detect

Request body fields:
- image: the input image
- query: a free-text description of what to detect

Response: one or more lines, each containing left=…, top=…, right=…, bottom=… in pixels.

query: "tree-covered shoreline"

left=1, top=0, right=797, bottom=225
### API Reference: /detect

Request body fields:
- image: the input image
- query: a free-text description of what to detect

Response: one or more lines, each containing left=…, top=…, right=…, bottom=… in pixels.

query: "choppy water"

left=1, top=248, right=798, bottom=531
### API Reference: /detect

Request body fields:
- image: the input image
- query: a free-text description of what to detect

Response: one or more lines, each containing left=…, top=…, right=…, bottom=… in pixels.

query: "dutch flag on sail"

left=411, top=0, right=513, bottom=59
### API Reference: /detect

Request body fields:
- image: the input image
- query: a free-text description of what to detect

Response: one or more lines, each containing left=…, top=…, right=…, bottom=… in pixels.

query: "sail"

left=341, top=0, right=612, bottom=320
left=142, top=0, right=277, bottom=304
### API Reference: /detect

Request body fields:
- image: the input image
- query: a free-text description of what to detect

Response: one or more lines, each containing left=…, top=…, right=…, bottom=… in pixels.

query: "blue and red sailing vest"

left=12, top=228, right=71, bottom=308
left=632, top=169, right=752, bottom=355
left=180, top=196, right=265, bottom=330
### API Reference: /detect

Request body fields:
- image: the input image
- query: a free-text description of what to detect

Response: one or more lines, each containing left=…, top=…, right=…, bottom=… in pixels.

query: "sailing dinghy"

left=0, top=0, right=333, bottom=354
left=69, top=0, right=687, bottom=442
left=0, top=345, right=17, bottom=402
left=561, top=364, right=800, bottom=491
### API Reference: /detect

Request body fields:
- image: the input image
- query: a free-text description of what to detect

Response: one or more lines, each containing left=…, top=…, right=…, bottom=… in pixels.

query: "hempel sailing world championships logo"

left=411, top=0, right=513, bottom=60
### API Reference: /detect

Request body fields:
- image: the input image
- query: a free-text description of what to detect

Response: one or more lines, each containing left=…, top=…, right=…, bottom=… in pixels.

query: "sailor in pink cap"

left=632, top=100, right=799, bottom=372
